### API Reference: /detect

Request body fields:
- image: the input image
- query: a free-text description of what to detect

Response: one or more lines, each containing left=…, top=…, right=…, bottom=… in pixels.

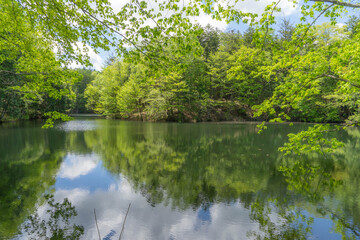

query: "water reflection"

left=23, top=194, right=84, bottom=240
left=1, top=120, right=360, bottom=239
left=58, top=154, right=99, bottom=180
left=83, top=121, right=287, bottom=210
left=56, top=120, right=98, bottom=132
left=0, top=121, right=65, bottom=239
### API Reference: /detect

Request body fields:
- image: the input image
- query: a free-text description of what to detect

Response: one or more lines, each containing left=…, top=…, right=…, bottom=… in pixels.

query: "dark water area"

left=1, top=119, right=360, bottom=239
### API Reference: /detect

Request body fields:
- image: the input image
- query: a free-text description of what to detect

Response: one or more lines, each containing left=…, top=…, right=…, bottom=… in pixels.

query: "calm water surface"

left=1, top=119, right=360, bottom=239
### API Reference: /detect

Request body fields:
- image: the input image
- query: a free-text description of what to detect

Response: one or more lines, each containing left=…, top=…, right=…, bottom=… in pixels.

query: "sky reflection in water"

left=54, top=152, right=258, bottom=240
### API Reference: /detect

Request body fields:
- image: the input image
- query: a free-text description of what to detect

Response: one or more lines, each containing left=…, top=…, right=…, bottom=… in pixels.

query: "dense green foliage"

left=0, top=0, right=99, bottom=124
left=0, top=0, right=76, bottom=122
left=71, top=69, right=96, bottom=114
left=84, top=21, right=360, bottom=124
left=2, top=0, right=360, bottom=126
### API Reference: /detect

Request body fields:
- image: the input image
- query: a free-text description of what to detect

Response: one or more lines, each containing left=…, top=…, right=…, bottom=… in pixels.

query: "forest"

left=1, top=0, right=360, bottom=127
left=1, top=19, right=360, bottom=125
left=84, top=20, right=360, bottom=123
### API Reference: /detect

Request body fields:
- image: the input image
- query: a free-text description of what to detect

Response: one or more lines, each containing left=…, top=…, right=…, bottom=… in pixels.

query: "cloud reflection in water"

left=54, top=176, right=259, bottom=240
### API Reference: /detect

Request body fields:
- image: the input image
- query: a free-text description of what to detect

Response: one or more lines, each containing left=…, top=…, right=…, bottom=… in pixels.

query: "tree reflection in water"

left=277, top=160, right=359, bottom=239
left=81, top=122, right=360, bottom=239
left=247, top=199, right=313, bottom=240
left=23, top=194, right=84, bottom=240
left=248, top=126, right=360, bottom=240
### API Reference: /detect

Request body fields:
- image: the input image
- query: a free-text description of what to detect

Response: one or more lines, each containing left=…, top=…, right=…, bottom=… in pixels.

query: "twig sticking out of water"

left=94, top=208, right=101, bottom=240
left=119, top=203, right=131, bottom=240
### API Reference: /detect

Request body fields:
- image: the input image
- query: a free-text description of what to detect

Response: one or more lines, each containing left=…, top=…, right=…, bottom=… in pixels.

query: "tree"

left=243, top=27, right=257, bottom=48
left=218, top=30, right=243, bottom=54
left=71, top=69, right=96, bottom=114
left=346, top=16, right=360, bottom=37
left=277, top=18, right=295, bottom=43
left=117, top=67, right=148, bottom=120
left=0, top=58, right=26, bottom=121
left=197, top=24, right=220, bottom=62
left=1, top=0, right=81, bottom=125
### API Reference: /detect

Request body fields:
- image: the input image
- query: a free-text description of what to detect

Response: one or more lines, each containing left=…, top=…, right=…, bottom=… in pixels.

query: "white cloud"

left=336, top=22, right=346, bottom=28
left=58, top=153, right=99, bottom=180
left=108, top=0, right=129, bottom=13
left=192, top=13, right=228, bottom=30
left=56, top=188, right=91, bottom=203
left=229, top=0, right=298, bottom=17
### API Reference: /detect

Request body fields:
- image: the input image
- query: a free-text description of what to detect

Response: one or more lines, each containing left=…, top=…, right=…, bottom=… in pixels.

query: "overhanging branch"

left=0, top=70, right=49, bottom=75
left=322, top=73, right=360, bottom=88
left=297, top=3, right=335, bottom=47
left=262, top=0, right=282, bottom=50
left=309, top=0, right=360, bottom=8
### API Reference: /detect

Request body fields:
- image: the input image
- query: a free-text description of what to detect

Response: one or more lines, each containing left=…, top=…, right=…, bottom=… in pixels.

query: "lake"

left=1, top=119, right=359, bottom=239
